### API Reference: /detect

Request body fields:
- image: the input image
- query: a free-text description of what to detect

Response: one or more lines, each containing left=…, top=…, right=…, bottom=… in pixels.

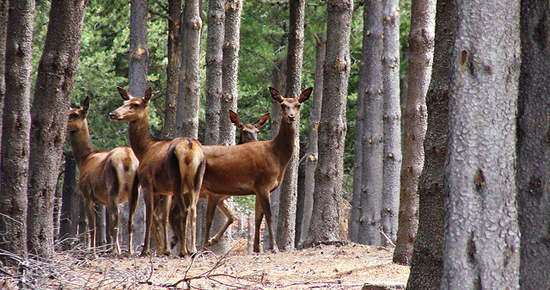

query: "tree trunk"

left=305, top=0, right=352, bottom=245
left=204, top=0, right=225, bottom=146
left=380, top=0, right=401, bottom=245
left=517, top=0, right=550, bottom=288
left=129, top=0, right=149, bottom=98
left=179, top=0, right=202, bottom=138
left=354, top=0, right=385, bottom=246
left=393, top=0, right=435, bottom=265
left=27, top=0, right=86, bottom=258
left=161, top=0, right=182, bottom=139
left=300, top=34, right=325, bottom=245
left=0, top=0, right=8, bottom=149
left=276, top=0, right=306, bottom=252
left=219, top=0, right=242, bottom=144
left=441, top=0, right=521, bottom=288
left=59, top=152, right=80, bottom=248
left=406, top=1, right=454, bottom=289
left=0, top=0, right=35, bottom=266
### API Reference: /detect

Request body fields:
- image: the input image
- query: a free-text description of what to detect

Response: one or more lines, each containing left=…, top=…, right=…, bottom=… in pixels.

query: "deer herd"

left=67, top=86, right=312, bottom=257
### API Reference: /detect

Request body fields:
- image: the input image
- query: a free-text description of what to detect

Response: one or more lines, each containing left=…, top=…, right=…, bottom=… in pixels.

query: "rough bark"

left=0, top=0, right=35, bottom=266
left=305, top=0, right=352, bottom=245
left=129, top=0, right=149, bottom=98
left=441, top=0, right=521, bottom=288
left=0, top=0, right=8, bottom=148
left=179, top=0, right=202, bottom=138
left=405, top=1, right=454, bottom=289
left=204, top=0, right=225, bottom=145
left=380, top=0, right=401, bottom=245
left=59, top=152, right=80, bottom=248
left=517, top=0, right=550, bottom=288
left=276, top=0, right=306, bottom=252
left=161, top=0, right=182, bottom=139
left=300, top=34, right=325, bottom=245
left=219, top=0, right=242, bottom=144
left=27, top=0, right=86, bottom=258
left=393, top=0, right=435, bottom=265
left=356, top=0, right=385, bottom=246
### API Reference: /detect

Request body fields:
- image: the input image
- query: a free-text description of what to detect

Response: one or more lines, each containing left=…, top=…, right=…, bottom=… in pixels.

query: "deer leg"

left=209, top=198, right=236, bottom=247
left=160, top=195, right=171, bottom=256
left=257, top=191, right=278, bottom=253
left=107, top=199, right=121, bottom=254
left=202, top=195, right=218, bottom=249
left=253, top=198, right=264, bottom=253
left=127, top=176, right=139, bottom=255
left=83, top=197, right=96, bottom=253
left=141, top=188, right=155, bottom=256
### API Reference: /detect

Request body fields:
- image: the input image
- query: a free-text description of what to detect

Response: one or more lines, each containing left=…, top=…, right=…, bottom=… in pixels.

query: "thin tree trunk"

left=276, top=0, right=306, bottom=252
left=300, top=34, right=325, bottom=244
left=393, top=0, right=435, bottom=265
left=27, top=0, right=86, bottom=258
left=517, top=0, right=550, bottom=287
left=59, top=152, right=79, bottom=248
left=0, top=0, right=35, bottom=266
left=305, top=0, right=352, bottom=245
left=0, top=0, right=8, bottom=149
left=441, top=0, right=521, bottom=288
left=161, top=0, right=182, bottom=139
left=129, top=0, right=149, bottom=98
left=179, top=0, right=202, bottom=138
left=357, top=0, right=384, bottom=246
left=380, top=0, right=401, bottom=245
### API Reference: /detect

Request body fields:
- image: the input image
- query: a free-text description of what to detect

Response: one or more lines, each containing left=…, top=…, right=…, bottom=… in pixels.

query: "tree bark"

left=219, top=0, right=242, bottom=144
left=0, top=0, right=35, bottom=266
left=517, top=0, right=550, bottom=288
left=406, top=1, right=454, bottom=289
left=0, top=0, right=8, bottom=149
left=179, top=0, right=202, bottom=138
left=393, top=0, right=435, bottom=265
left=161, top=0, right=182, bottom=139
left=355, top=0, right=385, bottom=246
left=59, top=152, right=80, bottom=248
left=276, top=0, right=306, bottom=252
left=441, top=0, right=521, bottom=288
left=380, top=0, right=401, bottom=245
left=204, top=0, right=225, bottom=146
left=27, top=0, right=86, bottom=258
left=129, top=0, right=149, bottom=98
left=305, top=0, right=352, bottom=245
left=300, top=34, right=325, bottom=245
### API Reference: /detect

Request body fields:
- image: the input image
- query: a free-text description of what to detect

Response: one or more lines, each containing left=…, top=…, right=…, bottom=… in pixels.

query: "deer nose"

left=109, top=112, right=117, bottom=120
left=288, top=114, right=296, bottom=121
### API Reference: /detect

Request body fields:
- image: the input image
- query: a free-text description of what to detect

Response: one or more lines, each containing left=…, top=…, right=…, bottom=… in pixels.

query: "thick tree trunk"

left=355, top=0, right=385, bottom=246
left=406, top=1, right=454, bottom=289
left=276, top=0, right=306, bottom=252
left=179, top=0, right=202, bottom=138
left=129, top=0, right=149, bottom=98
left=161, top=0, right=182, bottom=139
left=300, top=34, right=325, bottom=245
left=0, top=0, right=8, bottom=148
left=393, top=0, right=435, bottom=265
left=0, top=0, right=35, bottom=266
left=27, top=0, right=86, bottom=258
left=305, top=0, right=352, bottom=245
left=517, top=0, right=550, bottom=288
left=204, top=0, right=225, bottom=146
left=441, top=0, right=521, bottom=288
left=380, top=0, right=401, bottom=245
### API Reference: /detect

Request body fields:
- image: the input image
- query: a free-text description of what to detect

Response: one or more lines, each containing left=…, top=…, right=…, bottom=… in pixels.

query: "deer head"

left=229, top=110, right=270, bottom=143
left=109, top=87, right=153, bottom=122
left=68, top=96, right=90, bottom=132
left=269, top=87, right=312, bottom=124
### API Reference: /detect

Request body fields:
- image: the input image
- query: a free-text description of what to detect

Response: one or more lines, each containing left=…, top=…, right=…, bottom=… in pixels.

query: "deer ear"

left=82, top=96, right=90, bottom=115
left=253, top=113, right=270, bottom=128
left=144, top=87, right=152, bottom=102
left=229, top=110, right=243, bottom=128
left=117, top=86, right=130, bottom=100
left=269, top=87, right=284, bottom=103
left=298, top=87, right=313, bottom=103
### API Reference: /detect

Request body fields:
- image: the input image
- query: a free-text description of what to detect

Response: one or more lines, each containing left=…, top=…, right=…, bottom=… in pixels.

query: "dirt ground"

left=0, top=239, right=410, bottom=290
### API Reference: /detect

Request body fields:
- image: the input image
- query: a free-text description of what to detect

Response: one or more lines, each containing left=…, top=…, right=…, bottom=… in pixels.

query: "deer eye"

left=131, top=103, right=139, bottom=109
left=69, top=113, right=79, bottom=118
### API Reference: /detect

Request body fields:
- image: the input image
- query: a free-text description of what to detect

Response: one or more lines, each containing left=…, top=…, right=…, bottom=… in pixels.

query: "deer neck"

left=69, top=121, right=96, bottom=167
left=127, top=110, right=153, bottom=160
left=273, top=119, right=297, bottom=160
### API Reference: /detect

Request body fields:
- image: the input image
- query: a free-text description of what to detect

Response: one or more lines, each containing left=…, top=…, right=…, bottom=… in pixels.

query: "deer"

left=109, top=87, right=206, bottom=257
left=154, top=110, right=270, bottom=251
left=200, top=87, right=312, bottom=253
left=67, top=96, right=139, bottom=255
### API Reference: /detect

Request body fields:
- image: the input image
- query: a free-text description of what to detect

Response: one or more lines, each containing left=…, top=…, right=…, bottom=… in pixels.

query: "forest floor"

left=0, top=239, right=410, bottom=290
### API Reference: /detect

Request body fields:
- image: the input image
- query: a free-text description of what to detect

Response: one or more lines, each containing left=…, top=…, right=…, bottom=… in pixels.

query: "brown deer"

left=200, top=87, right=312, bottom=253
left=156, top=110, right=270, bottom=251
left=67, top=96, right=139, bottom=255
left=109, top=87, right=205, bottom=257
